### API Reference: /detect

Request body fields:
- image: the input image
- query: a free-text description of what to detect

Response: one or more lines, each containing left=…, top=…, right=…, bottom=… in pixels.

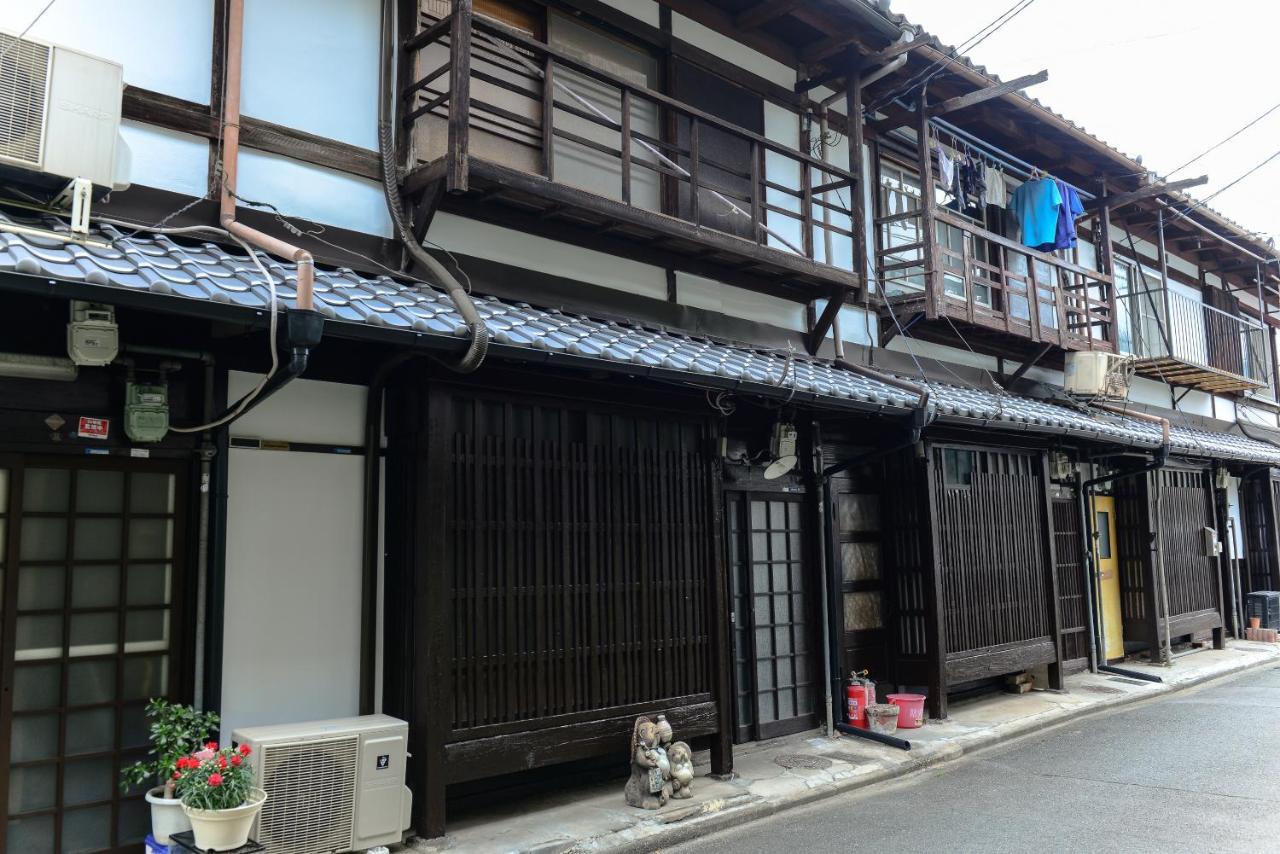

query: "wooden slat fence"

left=1052, top=495, right=1089, bottom=667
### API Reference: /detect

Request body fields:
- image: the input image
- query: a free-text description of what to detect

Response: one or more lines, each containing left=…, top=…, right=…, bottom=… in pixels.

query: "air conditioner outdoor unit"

left=1063, top=352, right=1135, bottom=400
left=0, top=29, right=129, bottom=196
left=233, top=714, right=413, bottom=854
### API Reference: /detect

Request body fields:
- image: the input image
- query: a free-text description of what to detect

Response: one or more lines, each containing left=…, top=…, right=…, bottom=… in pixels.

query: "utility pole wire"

left=0, top=0, right=58, bottom=66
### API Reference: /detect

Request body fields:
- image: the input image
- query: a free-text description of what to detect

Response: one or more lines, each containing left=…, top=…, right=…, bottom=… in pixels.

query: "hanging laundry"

left=959, top=155, right=986, bottom=214
left=1008, top=176, right=1061, bottom=251
left=1052, top=179, right=1085, bottom=251
left=935, top=143, right=955, bottom=195
left=983, top=162, right=1007, bottom=208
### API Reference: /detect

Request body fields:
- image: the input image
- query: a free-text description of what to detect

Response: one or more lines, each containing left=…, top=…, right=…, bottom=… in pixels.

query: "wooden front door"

left=1092, top=495, right=1123, bottom=661
left=726, top=493, right=817, bottom=742
left=0, top=456, right=188, bottom=854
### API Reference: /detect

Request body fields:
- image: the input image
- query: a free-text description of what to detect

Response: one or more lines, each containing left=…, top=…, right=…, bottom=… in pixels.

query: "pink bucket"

left=887, top=693, right=926, bottom=728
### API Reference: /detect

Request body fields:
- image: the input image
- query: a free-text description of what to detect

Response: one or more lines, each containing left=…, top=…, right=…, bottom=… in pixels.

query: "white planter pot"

left=145, top=786, right=192, bottom=845
left=181, top=789, right=268, bottom=852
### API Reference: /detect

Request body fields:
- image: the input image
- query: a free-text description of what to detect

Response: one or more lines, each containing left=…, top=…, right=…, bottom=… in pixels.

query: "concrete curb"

left=588, top=648, right=1279, bottom=853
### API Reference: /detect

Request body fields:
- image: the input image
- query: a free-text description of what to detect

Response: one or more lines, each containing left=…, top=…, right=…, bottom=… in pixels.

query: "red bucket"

left=887, top=693, right=926, bottom=728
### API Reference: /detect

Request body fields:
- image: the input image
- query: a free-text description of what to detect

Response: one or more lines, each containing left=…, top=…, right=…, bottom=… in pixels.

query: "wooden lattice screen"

left=439, top=390, right=718, bottom=731
left=932, top=447, right=1051, bottom=656
left=1052, top=494, right=1088, bottom=667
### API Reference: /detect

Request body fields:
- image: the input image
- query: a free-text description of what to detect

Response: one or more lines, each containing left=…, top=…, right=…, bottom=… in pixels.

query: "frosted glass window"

left=70, top=613, right=118, bottom=657
left=15, top=615, right=61, bottom=660
left=19, top=518, right=66, bottom=561
left=62, top=805, right=112, bottom=853
left=127, top=564, right=170, bottom=606
left=66, top=708, right=116, bottom=756
left=76, top=471, right=124, bottom=513
left=63, top=758, right=113, bottom=806
left=17, top=565, right=64, bottom=611
left=126, top=611, right=169, bottom=652
left=8, top=764, right=55, bottom=813
left=122, top=655, right=167, bottom=700
left=10, top=714, right=58, bottom=762
left=128, top=519, right=173, bottom=560
left=74, top=518, right=123, bottom=560
left=130, top=473, right=175, bottom=514
left=72, top=565, right=120, bottom=609
left=12, top=663, right=61, bottom=711
left=22, top=468, right=70, bottom=512
left=67, top=660, right=116, bottom=706
left=5, top=815, right=53, bottom=853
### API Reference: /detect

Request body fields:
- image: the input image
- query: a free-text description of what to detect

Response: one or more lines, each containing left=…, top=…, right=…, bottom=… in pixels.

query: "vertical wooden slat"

left=689, top=119, right=701, bottom=225
left=446, top=0, right=473, bottom=192
left=620, top=88, right=632, bottom=206
left=542, top=55, right=556, bottom=181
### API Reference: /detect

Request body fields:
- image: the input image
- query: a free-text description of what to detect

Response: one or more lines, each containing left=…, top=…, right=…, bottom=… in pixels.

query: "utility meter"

left=67, top=301, right=119, bottom=366
left=124, top=380, right=169, bottom=443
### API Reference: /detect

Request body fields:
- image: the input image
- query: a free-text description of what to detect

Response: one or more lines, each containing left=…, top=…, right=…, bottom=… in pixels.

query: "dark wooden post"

left=416, top=386, right=454, bottom=838
left=1097, top=179, right=1120, bottom=349
left=446, top=0, right=473, bottom=193
left=801, top=126, right=814, bottom=260
left=1156, top=209, right=1173, bottom=355
left=749, top=140, right=762, bottom=244
left=845, top=68, right=868, bottom=300
left=1142, top=470, right=1165, bottom=661
left=689, top=118, right=701, bottom=223
left=1040, top=452, right=1065, bottom=690
left=920, top=443, right=947, bottom=719
left=620, top=88, right=632, bottom=205
left=707, top=426, right=734, bottom=775
left=915, top=88, right=939, bottom=319
left=542, top=54, right=556, bottom=181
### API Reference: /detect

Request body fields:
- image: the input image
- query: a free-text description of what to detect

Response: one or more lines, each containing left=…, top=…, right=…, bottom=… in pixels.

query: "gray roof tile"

left=0, top=210, right=1277, bottom=464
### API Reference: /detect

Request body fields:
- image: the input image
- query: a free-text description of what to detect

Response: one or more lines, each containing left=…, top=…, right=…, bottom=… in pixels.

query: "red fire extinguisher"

left=846, top=670, right=875, bottom=729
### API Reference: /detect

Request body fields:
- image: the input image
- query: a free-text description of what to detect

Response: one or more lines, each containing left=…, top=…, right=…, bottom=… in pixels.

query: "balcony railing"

left=400, top=5, right=864, bottom=296
left=1121, top=286, right=1269, bottom=393
left=875, top=206, right=1116, bottom=353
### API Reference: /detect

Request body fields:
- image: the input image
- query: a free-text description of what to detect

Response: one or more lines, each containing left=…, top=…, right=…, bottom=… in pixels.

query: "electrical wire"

left=1165, top=146, right=1280, bottom=227
left=0, top=0, right=58, bottom=66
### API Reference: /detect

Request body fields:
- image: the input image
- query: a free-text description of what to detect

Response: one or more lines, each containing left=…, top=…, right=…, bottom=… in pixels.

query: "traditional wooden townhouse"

left=1, top=0, right=1280, bottom=850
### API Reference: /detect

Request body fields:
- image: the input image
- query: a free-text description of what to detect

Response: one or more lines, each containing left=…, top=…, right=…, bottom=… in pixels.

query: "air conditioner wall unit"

left=233, top=714, right=413, bottom=854
left=0, top=30, right=125, bottom=192
left=1064, top=351, right=1135, bottom=400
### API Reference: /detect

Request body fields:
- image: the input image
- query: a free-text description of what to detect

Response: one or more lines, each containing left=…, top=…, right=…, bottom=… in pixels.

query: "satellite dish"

left=763, top=454, right=798, bottom=480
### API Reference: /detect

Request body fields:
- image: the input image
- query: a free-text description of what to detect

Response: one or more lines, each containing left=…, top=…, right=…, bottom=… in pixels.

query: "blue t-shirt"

left=1009, top=178, right=1062, bottom=251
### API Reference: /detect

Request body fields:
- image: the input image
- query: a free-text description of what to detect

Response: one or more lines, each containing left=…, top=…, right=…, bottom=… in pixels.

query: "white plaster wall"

left=236, top=148, right=392, bottom=237
left=0, top=0, right=212, bottom=103
left=595, top=0, right=660, bottom=27
left=676, top=272, right=805, bottom=332
left=671, top=13, right=793, bottom=88
left=119, top=121, right=209, bottom=198
left=1225, top=476, right=1245, bottom=561
left=221, top=373, right=372, bottom=735
left=427, top=212, right=668, bottom=301
left=241, top=0, right=380, bottom=150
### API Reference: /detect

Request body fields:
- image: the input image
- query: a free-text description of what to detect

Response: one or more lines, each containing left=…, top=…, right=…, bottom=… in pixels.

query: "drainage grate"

left=1108, top=677, right=1148, bottom=686
left=1081, top=685, right=1123, bottom=695
left=774, top=754, right=833, bottom=770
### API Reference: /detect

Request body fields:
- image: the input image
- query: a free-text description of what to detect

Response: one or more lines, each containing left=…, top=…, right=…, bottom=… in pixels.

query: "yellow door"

left=1092, top=496, right=1123, bottom=661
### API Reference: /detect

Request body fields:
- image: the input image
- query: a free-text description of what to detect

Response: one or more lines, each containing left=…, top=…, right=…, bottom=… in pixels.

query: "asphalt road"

left=666, top=665, right=1280, bottom=854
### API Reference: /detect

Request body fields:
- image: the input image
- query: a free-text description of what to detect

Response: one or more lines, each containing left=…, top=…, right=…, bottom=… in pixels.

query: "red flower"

left=231, top=755, right=243, bottom=767
left=172, top=771, right=180, bottom=780
left=218, top=756, right=228, bottom=770
left=205, top=742, right=218, bottom=751
left=208, top=773, right=223, bottom=787
left=238, top=744, right=251, bottom=756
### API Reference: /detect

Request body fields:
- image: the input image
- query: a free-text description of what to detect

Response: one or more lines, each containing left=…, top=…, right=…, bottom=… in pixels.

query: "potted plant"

left=175, top=742, right=267, bottom=851
left=120, top=698, right=221, bottom=845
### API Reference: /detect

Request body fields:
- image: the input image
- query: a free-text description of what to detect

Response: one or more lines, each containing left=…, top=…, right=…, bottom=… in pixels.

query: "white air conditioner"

left=1064, top=352, right=1135, bottom=400
left=0, top=30, right=127, bottom=191
left=233, top=714, right=413, bottom=854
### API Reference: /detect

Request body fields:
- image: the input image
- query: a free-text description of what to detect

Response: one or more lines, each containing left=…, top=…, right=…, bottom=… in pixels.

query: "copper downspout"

left=219, top=0, right=315, bottom=312
left=1096, top=402, right=1172, bottom=448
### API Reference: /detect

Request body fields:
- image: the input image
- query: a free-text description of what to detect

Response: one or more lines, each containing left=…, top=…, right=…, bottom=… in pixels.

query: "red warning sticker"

left=77, top=416, right=110, bottom=440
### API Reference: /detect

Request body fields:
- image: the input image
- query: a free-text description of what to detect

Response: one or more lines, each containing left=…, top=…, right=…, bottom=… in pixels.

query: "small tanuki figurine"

left=668, top=741, right=694, bottom=799
left=624, top=716, right=671, bottom=809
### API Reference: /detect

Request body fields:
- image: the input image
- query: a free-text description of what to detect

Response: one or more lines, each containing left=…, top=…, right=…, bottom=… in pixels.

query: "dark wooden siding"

left=882, top=450, right=930, bottom=673
left=1157, top=467, right=1220, bottom=619
left=1241, top=475, right=1280, bottom=596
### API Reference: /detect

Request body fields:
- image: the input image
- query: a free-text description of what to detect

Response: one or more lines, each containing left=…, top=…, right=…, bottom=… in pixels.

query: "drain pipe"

left=1081, top=406, right=1172, bottom=677
left=1226, top=516, right=1243, bottom=639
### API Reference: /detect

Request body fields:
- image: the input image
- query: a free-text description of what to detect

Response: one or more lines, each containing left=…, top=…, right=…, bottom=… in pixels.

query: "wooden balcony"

left=398, top=6, right=865, bottom=304
left=1124, top=287, right=1268, bottom=394
left=875, top=207, right=1116, bottom=359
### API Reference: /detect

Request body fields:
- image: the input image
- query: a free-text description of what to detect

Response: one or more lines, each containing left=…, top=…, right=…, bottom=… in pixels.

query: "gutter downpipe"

left=215, top=0, right=324, bottom=414
left=1083, top=406, right=1172, bottom=677
left=822, top=361, right=933, bottom=749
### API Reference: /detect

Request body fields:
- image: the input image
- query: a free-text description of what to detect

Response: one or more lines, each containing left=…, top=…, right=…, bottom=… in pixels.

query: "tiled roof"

left=1, top=210, right=1277, bottom=464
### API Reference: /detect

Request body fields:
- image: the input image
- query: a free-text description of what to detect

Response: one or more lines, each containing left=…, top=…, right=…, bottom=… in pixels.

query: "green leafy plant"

left=120, top=698, right=221, bottom=798
left=175, top=743, right=255, bottom=811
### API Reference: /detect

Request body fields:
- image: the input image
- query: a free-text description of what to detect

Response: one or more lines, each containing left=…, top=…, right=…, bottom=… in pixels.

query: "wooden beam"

left=123, top=86, right=381, bottom=180
left=795, top=38, right=935, bottom=94
left=1085, top=175, right=1208, bottom=213
left=735, top=0, right=804, bottom=31
left=925, top=70, right=1048, bottom=118
left=807, top=288, right=847, bottom=355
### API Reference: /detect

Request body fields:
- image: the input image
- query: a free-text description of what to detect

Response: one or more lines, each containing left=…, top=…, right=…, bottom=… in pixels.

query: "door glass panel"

left=8, top=764, right=56, bottom=813
left=67, top=660, right=115, bottom=706
left=69, top=612, right=118, bottom=656
left=62, top=805, right=112, bottom=854
left=0, top=467, right=8, bottom=512
left=129, top=472, right=175, bottom=513
left=128, top=518, right=173, bottom=559
left=126, top=610, right=169, bottom=651
left=10, top=714, right=59, bottom=762
left=5, top=814, right=53, bottom=854
left=65, top=708, right=116, bottom=756
left=122, top=654, right=167, bottom=700
left=17, top=565, right=65, bottom=611
left=19, top=518, right=67, bottom=561
left=63, top=757, right=113, bottom=806
left=75, top=470, right=125, bottom=513
left=12, top=663, right=61, bottom=711
left=23, top=468, right=70, bottom=512
left=73, top=518, right=122, bottom=560
left=1095, top=511, right=1112, bottom=559
left=15, top=615, right=62, bottom=660
left=127, top=563, right=171, bottom=606
left=71, top=564, right=120, bottom=608
left=120, top=704, right=149, bottom=748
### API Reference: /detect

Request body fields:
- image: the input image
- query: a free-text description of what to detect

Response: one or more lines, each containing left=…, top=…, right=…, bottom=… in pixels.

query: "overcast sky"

left=889, top=0, right=1280, bottom=243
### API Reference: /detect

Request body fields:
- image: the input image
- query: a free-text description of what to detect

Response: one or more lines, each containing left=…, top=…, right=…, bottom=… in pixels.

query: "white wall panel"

left=676, top=272, right=805, bottom=332
left=671, top=13, right=794, bottom=87
left=119, top=121, right=209, bottom=198
left=241, top=0, right=380, bottom=149
left=0, top=0, right=212, bottom=103
left=595, top=0, right=660, bottom=27
left=228, top=372, right=367, bottom=446
left=235, top=149, right=392, bottom=237
left=427, top=212, right=668, bottom=301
